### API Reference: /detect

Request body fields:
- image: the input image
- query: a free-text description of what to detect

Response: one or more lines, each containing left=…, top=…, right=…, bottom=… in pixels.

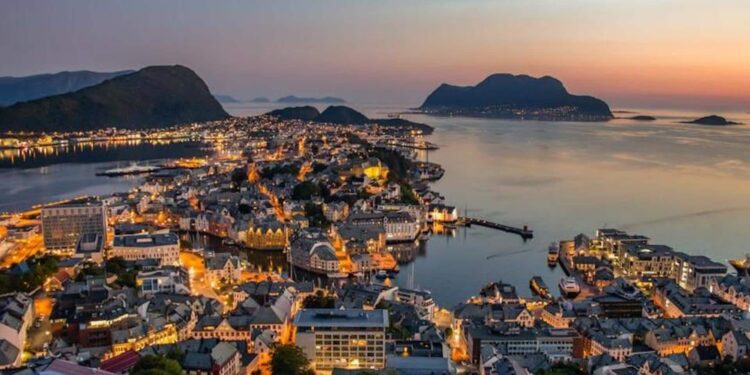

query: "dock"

left=461, top=217, right=534, bottom=240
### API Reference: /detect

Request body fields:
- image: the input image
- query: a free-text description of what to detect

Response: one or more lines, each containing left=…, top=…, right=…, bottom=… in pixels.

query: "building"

left=323, top=201, right=350, bottom=223
left=294, top=309, right=388, bottom=372
left=290, top=232, right=342, bottom=276
left=41, top=200, right=107, bottom=254
left=244, top=221, right=288, bottom=250
left=137, top=266, right=191, bottom=295
left=427, top=204, right=458, bottom=223
left=204, top=253, right=242, bottom=286
left=348, top=212, right=419, bottom=243
left=111, top=232, right=180, bottom=266
left=75, top=232, right=105, bottom=264
left=0, top=293, right=33, bottom=369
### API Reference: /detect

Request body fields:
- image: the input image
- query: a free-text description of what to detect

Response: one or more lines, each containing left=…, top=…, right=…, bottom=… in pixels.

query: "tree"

left=131, top=355, right=182, bottom=375
left=271, top=344, right=314, bottom=375
left=231, top=167, right=247, bottom=190
left=292, top=181, right=320, bottom=200
left=302, top=290, right=336, bottom=308
left=535, top=363, right=584, bottom=375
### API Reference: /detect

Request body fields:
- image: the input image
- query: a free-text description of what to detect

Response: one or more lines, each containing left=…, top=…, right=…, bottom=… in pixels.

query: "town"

left=1, top=113, right=749, bottom=375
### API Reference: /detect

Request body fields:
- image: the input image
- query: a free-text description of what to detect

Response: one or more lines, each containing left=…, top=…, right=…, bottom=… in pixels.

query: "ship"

left=547, top=242, right=560, bottom=266
left=730, top=255, right=750, bottom=277
left=558, top=277, right=581, bottom=299
left=97, top=163, right=160, bottom=177
left=530, top=276, right=550, bottom=299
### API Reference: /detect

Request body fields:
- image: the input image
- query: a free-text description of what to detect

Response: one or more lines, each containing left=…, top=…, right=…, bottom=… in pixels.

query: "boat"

left=730, top=255, right=750, bottom=277
left=530, top=276, right=550, bottom=298
left=547, top=242, right=560, bottom=266
left=559, top=277, right=581, bottom=299
left=97, top=163, right=160, bottom=177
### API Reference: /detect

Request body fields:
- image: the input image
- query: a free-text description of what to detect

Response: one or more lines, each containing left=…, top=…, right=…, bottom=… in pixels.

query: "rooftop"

left=294, top=308, right=388, bottom=328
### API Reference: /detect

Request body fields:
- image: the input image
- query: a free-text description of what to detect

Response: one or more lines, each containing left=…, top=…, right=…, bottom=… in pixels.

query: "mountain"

left=266, top=105, right=433, bottom=134
left=277, top=95, right=346, bottom=104
left=315, top=105, right=369, bottom=124
left=214, top=94, right=242, bottom=103
left=267, top=106, right=320, bottom=121
left=0, top=70, right=133, bottom=106
left=420, top=73, right=613, bottom=121
left=683, top=115, right=741, bottom=126
left=0, top=65, right=229, bottom=133
left=250, top=97, right=271, bottom=103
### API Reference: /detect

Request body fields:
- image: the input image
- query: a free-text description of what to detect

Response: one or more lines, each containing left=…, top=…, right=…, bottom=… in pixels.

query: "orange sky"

left=1, top=0, right=749, bottom=109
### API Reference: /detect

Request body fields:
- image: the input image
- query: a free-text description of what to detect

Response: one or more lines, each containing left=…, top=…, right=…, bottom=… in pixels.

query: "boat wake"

left=619, top=206, right=750, bottom=230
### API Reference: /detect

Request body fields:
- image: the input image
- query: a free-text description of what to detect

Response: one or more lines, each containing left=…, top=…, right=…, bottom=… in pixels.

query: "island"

left=0, top=69, right=133, bottom=106
left=266, top=105, right=434, bottom=134
left=629, top=115, right=656, bottom=121
left=250, top=96, right=271, bottom=103
left=0, top=65, right=229, bottom=132
left=419, top=73, right=613, bottom=121
left=276, top=95, right=346, bottom=104
left=267, top=106, right=321, bottom=121
left=214, top=94, right=242, bottom=103
left=683, top=115, right=741, bottom=126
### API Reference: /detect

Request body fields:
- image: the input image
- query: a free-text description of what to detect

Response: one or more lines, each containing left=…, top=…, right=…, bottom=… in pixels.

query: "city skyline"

left=1, top=0, right=750, bottom=110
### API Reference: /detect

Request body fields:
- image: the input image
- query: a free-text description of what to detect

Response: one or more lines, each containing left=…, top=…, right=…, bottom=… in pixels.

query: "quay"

left=460, top=217, right=534, bottom=239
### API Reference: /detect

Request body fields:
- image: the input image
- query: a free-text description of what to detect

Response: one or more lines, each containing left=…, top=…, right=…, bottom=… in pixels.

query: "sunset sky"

left=1, top=0, right=749, bottom=110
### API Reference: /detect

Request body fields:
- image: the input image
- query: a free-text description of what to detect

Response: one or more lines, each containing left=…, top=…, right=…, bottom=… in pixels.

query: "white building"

left=204, top=253, right=241, bottom=286
left=0, top=293, right=33, bottom=369
left=111, top=232, right=180, bottom=266
left=137, top=266, right=191, bottom=295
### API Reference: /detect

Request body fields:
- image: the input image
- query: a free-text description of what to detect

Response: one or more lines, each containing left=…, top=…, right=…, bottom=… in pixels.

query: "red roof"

left=99, top=350, right=141, bottom=374
left=45, top=359, right=118, bottom=375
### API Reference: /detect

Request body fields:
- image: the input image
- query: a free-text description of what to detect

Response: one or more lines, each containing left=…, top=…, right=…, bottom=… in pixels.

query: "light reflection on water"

left=392, top=111, right=750, bottom=307
left=227, top=103, right=750, bottom=306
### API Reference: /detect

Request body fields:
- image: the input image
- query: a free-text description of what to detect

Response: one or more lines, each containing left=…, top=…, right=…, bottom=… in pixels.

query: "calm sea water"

left=0, top=142, right=208, bottom=212
left=5, top=103, right=750, bottom=307
left=228, top=103, right=750, bottom=306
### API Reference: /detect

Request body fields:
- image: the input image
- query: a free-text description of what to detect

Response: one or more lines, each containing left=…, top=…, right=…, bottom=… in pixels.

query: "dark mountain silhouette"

left=277, top=95, right=346, bottom=104
left=683, top=115, right=741, bottom=126
left=0, top=70, right=133, bottom=106
left=0, top=65, right=229, bottom=133
left=420, top=73, right=613, bottom=121
left=266, top=105, right=433, bottom=134
left=267, top=106, right=320, bottom=121
left=314, top=106, right=369, bottom=124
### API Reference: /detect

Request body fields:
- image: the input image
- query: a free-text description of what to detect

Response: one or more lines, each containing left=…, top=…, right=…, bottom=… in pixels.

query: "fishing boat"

left=547, top=242, right=560, bottom=266
left=530, top=276, right=550, bottom=298
left=558, top=277, right=581, bottom=299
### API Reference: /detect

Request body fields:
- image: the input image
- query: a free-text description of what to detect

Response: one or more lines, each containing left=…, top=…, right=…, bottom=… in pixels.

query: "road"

left=1, top=233, right=44, bottom=268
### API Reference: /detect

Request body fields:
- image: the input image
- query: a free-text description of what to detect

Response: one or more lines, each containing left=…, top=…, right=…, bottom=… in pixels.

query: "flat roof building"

left=41, top=200, right=107, bottom=254
left=294, top=309, right=388, bottom=372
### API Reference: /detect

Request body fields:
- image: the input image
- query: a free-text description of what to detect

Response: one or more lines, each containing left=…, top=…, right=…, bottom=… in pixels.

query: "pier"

left=461, top=217, right=534, bottom=240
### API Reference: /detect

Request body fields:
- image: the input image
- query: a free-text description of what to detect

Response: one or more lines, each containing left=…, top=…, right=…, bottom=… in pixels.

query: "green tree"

left=292, top=181, right=321, bottom=200
left=302, top=290, right=336, bottom=308
left=131, top=355, right=182, bottom=375
left=271, top=344, right=314, bottom=375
